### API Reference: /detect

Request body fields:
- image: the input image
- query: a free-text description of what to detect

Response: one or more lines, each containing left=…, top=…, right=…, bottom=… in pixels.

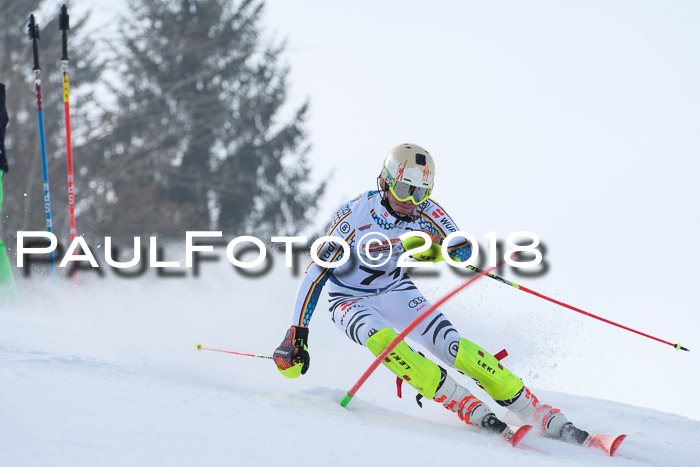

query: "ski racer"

left=274, top=143, right=589, bottom=444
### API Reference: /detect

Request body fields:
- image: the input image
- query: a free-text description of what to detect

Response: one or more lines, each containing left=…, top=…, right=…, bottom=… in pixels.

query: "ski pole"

left=340, top=261, right=503, bottom=408
left=464, top=264, right=689, bottom=352
left=28, top=14, right=55, bottom=276
left=195, top=343, right=273, bottom=359
left=59, top=5, right=77, bottom=286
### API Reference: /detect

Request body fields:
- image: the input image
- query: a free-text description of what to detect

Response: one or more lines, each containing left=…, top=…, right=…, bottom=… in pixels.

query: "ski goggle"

left=389, top=180, right=431, bottom=205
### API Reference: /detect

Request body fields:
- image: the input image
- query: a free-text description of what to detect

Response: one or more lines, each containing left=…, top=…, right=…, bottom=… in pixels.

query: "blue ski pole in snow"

left=28, top=14, right=55, bottom=276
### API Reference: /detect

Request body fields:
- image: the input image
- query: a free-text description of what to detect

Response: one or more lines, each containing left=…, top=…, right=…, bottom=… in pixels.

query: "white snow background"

left=1, top=250, right=699, bottom=466
left=4, top=1, right=699, bottom=466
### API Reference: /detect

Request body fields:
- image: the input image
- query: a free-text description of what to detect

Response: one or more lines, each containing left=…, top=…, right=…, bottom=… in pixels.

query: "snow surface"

left=2, top=252, right=699, bottom=467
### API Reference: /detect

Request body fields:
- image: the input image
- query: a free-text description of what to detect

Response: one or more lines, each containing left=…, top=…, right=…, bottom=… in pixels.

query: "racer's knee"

left=415, top=312, right=461, bottom=367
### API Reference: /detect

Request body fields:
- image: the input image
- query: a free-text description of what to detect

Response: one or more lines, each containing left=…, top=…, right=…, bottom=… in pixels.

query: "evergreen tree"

left=91, top=0, right=323, bottom=237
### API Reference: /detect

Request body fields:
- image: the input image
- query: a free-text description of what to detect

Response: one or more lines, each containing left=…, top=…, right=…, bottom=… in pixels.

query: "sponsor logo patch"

left=362, top=238, right=402, bottom=253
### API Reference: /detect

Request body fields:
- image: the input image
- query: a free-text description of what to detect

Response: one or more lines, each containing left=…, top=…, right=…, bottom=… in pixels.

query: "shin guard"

left=454, top=338, right=524, bottom=401
left=366, top=328, right=442, bottom=399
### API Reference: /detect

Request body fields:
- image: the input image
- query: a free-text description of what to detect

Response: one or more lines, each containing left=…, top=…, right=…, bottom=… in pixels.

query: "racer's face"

left=387, top=189, right=417, bottom=215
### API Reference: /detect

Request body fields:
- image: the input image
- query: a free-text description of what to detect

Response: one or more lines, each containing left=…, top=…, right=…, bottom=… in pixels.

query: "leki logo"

left=477, top=359, right=496, bottom=375
left=388, top=352, right=412, bottom=370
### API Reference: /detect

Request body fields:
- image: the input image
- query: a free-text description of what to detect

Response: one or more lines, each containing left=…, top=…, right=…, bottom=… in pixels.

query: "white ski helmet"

left=379, top=143, right=435, bottom=205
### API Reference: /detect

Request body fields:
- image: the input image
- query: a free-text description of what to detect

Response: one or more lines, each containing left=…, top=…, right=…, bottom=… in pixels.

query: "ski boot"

left=498, top=386, right=626, bottom=455
left=561, top=423, right=627, bottom=456
left=433, top=371, right=532, bottom=446
left=560, top=422, right=590, bottom=445
left=498, top=386, right=572, bottom=437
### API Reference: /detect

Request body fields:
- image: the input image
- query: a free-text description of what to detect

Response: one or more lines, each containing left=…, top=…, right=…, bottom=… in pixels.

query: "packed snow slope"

left=2, top=252, right=698, bottom=466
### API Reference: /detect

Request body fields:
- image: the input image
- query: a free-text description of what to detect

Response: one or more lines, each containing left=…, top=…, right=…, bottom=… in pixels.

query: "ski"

left=547, top=422, right=627, bottom=456
left=478, top=412, right=532, bottom=447
left=584, top=433, right=627, bottom=456
left=501, top=424, right=533, bottom=447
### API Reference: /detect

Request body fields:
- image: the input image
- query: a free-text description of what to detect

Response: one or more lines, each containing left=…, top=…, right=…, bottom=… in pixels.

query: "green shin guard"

left=454, top=338, right=523, bottom=401
left=366, top=328, right=443, bottom=399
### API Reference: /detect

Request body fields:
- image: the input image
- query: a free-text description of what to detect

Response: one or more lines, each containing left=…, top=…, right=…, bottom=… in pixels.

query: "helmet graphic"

left=379, top=143, right=435, bottom=205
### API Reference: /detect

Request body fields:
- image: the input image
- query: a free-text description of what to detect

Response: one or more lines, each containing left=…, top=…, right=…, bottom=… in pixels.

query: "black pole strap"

left=59, top=5, right=69, bottom=61
left=28, top=14, right=41, bottom=71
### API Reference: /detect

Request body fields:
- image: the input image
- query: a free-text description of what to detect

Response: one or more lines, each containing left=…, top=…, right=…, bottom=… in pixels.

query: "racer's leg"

left=377, top=288, right=523, bottom=399
left=328, top=292, right=494, bottom=427
left=375, top=285, right=573, bottom=437
left=329, top=292, right=443, bottom=397
left=371, top=282, right=462, bottom=365
left=375, top=286, right=522, bottom=398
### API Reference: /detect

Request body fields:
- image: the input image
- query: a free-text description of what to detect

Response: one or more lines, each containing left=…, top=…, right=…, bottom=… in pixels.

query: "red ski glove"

left=273, top=325, right=310, bottom=379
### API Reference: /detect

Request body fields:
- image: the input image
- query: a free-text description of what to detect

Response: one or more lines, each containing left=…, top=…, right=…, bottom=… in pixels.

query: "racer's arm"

left=406, top=201, right=472, bottom=262
left=274, top=205, right=356, bottom=377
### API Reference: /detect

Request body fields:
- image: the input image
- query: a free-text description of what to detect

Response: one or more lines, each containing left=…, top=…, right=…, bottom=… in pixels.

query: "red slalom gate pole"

left=340, top=262, right=503, bottom=407
left=464, top=264, right=689, bottom=352
left=59, top=5, right=77, bottom=286
left=195, top=343, right=273, bottom=360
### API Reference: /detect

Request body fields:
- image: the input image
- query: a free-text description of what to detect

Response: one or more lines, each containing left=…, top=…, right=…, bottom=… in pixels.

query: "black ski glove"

left=274, top=325, right=309, bottom=379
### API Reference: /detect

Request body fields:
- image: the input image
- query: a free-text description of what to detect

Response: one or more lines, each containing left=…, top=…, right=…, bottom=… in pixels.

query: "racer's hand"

left=402, top=233, right=446, bottom=262
left=273, top=325, right=310, bottom=378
